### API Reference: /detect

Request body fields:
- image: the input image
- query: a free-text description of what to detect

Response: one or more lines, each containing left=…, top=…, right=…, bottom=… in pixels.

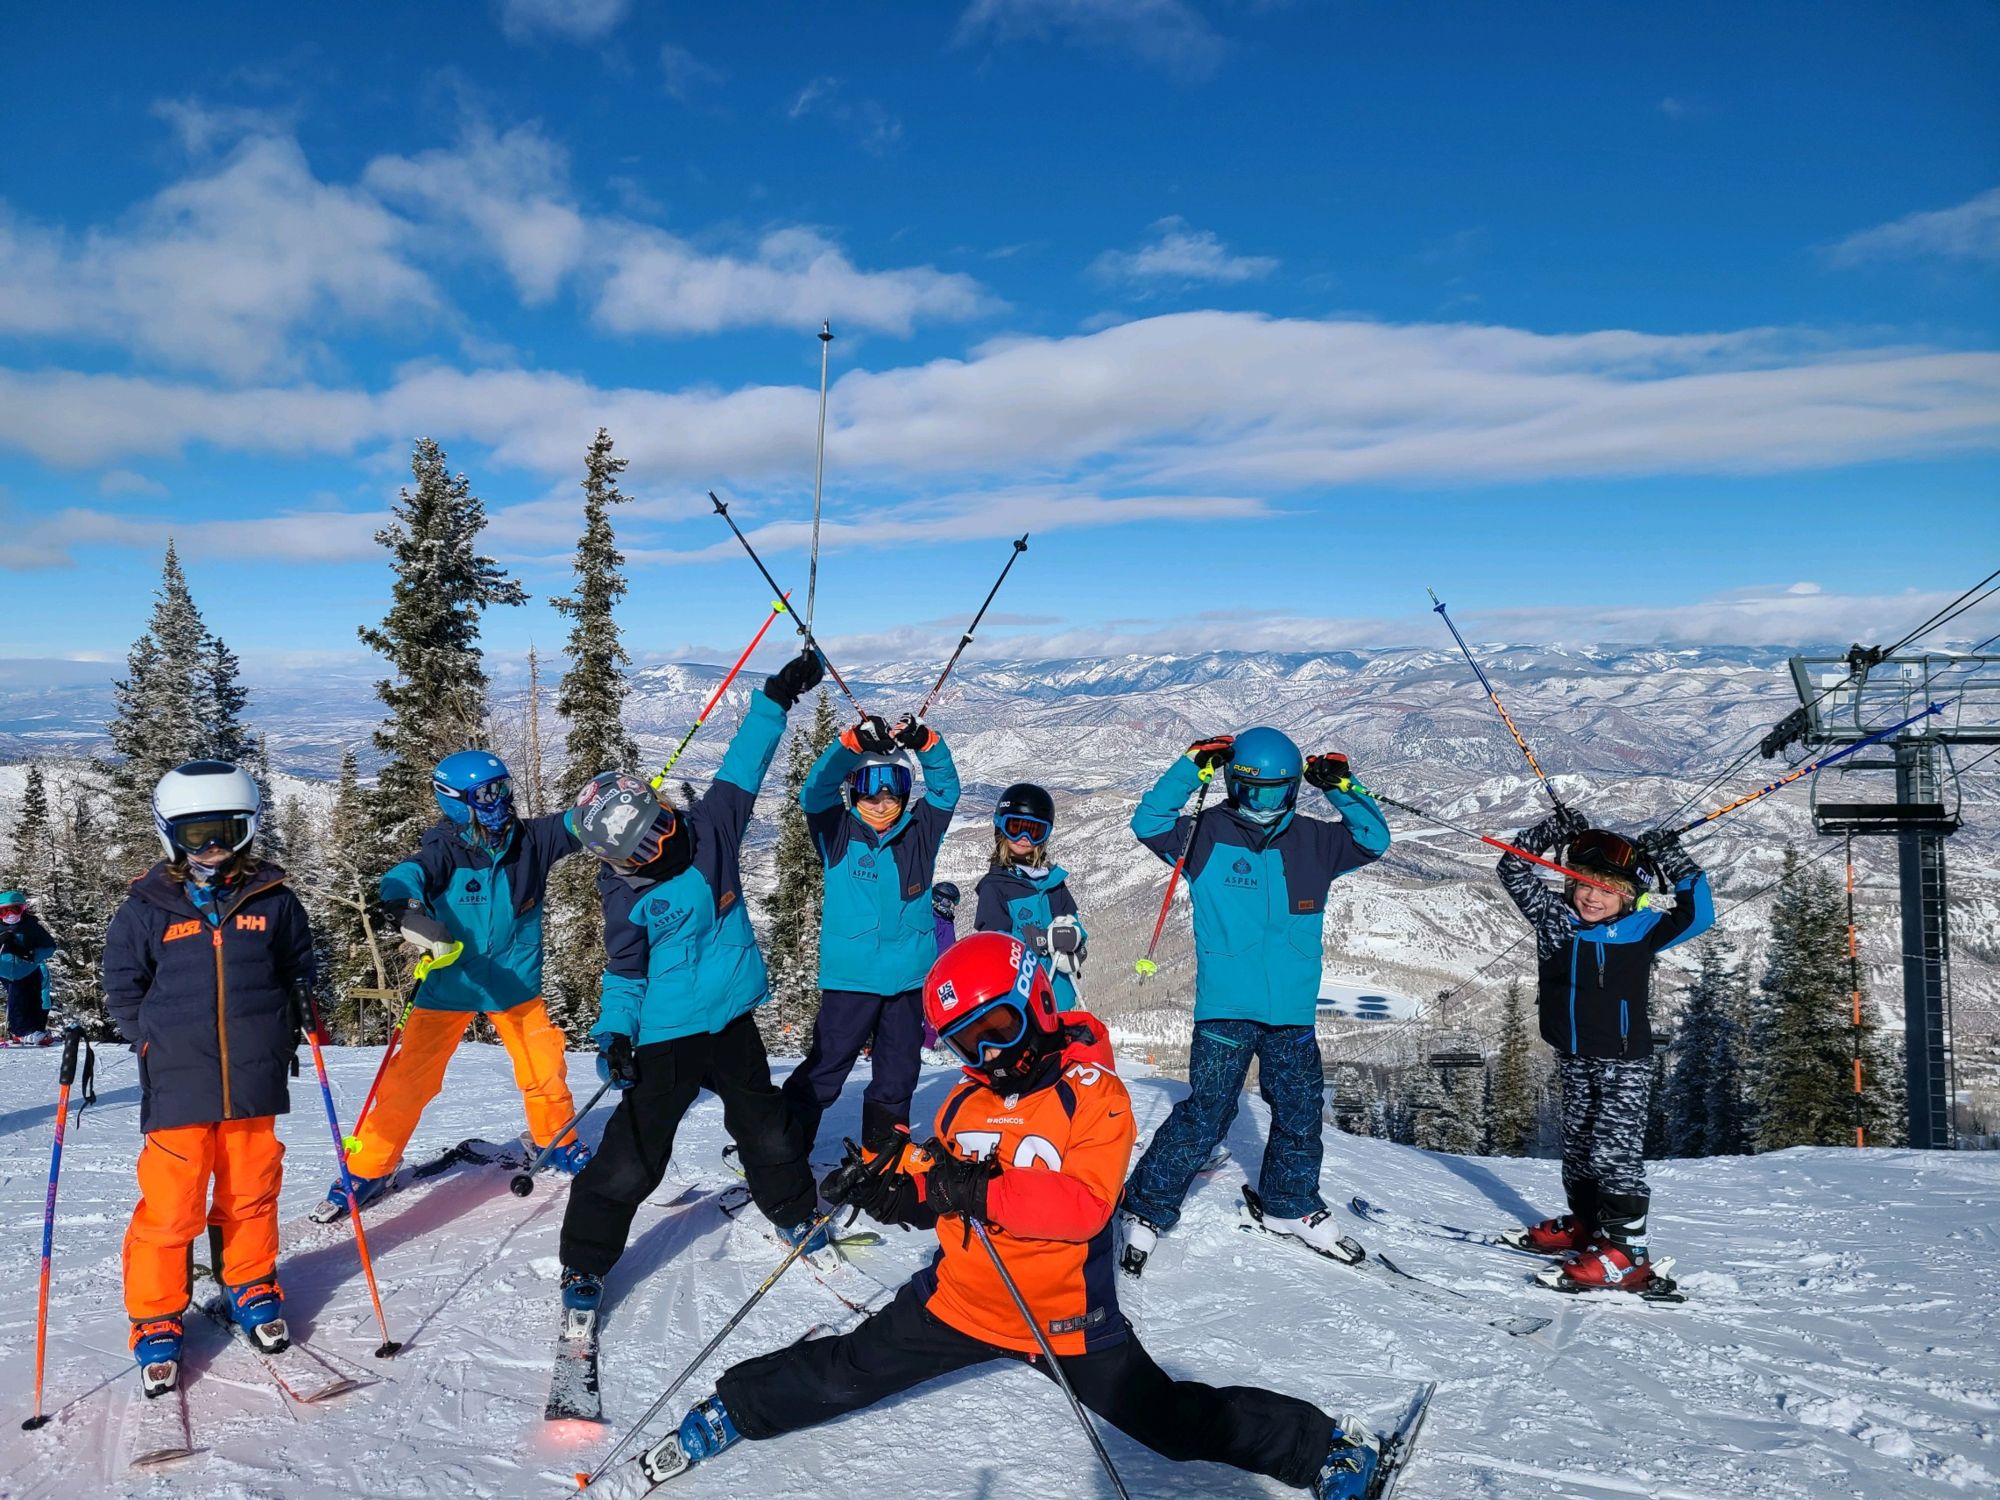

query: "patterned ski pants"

left=1556, top=1053, right=1652, bottom=1222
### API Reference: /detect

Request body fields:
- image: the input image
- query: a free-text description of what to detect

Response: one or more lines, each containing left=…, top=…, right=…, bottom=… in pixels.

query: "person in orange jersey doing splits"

left=105, top=760, right=316, bottom=1398
left=631, top=931, right=1386, bottom=1499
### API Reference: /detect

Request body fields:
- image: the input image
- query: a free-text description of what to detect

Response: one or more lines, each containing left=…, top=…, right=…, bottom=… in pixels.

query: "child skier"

left=104, top=760, right=316, bottom=1395
left=1119, top=729, right=1389, bottom=1273
left=973, top=781, right=1086, bottom=1004
left=0, top=887, right=58, bottom=1045
left=628, top=931, right=1393, bottom=1500
left=323, top=748, right=587, bottom=1218
left=781, top=711, right=959, bottom=1154
left=555, top=650, right=832, bottom=1328
left=1497, top=812, right=1713, bottom=1291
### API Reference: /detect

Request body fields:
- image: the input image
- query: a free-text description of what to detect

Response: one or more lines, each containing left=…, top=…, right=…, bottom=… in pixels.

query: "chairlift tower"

left=1782, top=650, right=2000, bottom=1149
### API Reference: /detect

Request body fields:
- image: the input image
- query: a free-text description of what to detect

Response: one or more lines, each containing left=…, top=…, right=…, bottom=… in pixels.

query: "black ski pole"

left=22, top=1028, right=84, bottom=1432
left=578, top=1203, right=844, bottom=1488
left=971, top=1220, right=1132, bottom=1500
left=708, top=491, right=868, bottom=716
left=914, top=533, right=1028, bottom=720
left=1428, top=588, right=1566, bottom=812
left=509, top=1080, right=613, bottom=1197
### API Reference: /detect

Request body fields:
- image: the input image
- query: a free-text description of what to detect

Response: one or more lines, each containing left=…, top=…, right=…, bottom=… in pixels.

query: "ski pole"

left=297, top=985, right=402, bottom=1358
left=1428, top=589, right=1565, bottom=810
left=1342, top=777, right=1629, bottom=896
left=576, top=1204, right=844, bottom=1490
left=1135, top=766, right=1216, bottom=978
left=1662, top=700, right=1950, bottom=838
left=509, top=1080, right=613, bottom=1197
left=914, top=533, right=1029, bottom=721
left=708, top=491, right=868, bottom=717
left=971, top=1220, right=1132, bottom=1500
left=344, top=943, right=459, bottom=1153
left=807, top=321, right=832, bottom=642
left=21, top=1027, right=84, bottom=1432
left=652, top=594, right=792, bottom=789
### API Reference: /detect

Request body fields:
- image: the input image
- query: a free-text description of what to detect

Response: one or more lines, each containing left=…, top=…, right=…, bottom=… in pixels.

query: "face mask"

left=1236, top=804, right=1285, bottom=827
left=0, top=912, right=21, bottom=926
left=857, top=799, right=903, bottom=832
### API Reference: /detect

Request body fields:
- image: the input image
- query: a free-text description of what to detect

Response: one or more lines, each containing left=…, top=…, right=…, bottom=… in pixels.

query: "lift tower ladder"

left=1784, top=651, right=2000, bottom=1149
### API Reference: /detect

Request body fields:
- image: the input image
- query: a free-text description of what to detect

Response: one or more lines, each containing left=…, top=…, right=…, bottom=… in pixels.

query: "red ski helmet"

left=924, top=931, right=1062, bottom=1089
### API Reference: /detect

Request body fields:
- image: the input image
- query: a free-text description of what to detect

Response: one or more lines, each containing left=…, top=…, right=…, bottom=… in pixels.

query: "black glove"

left=1186, top=736, right=1234, bottom=773
left=288, top=982, right=317, bottom=1044
left=1552, top=802, right=1590, bottom=842
left=762, top=648, right=825, bottom=711
left=822, top=1139, right=926, bottom=1226
left=596, top=1033, right=640, bottom=1090
left=848, top=715, right=897, bottom=754
left=1304, top=752, right=1352, bottom=791
left=919, top=1138, right=1001, bottom=1225
left=931, top=882, right=960, bottom=921
left=1636, top=827, right=1697, bottom=882
left=893, top=715, right=939, bottom=752
left=0, top=930, right=25, bottom=957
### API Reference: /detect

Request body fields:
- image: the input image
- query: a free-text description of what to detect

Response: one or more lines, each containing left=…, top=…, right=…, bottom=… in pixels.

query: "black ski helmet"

left=993, top=782, right=1056, bottom=843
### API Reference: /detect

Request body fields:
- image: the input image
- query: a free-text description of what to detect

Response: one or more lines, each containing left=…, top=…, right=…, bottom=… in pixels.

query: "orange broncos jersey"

left=913, top=1012, right=1135, bottom=1356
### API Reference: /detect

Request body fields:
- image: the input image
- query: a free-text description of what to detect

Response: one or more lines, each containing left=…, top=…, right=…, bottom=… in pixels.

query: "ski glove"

left=1186, top=736, right=1235, bottom=774
left=1552, top=802, right=1591, bottom=842
left=1304, top=752, right=1353, bottom=791
left=841, top=715, right=898, bottom=755
left=893, top=715, right=939, bottom=752
left=823, top=1138, right=927, bottom=1227
left=931, top=881, right=960, bottom=922
left=596, top=1034, right=640, bottom=1090
left=397, top=905, right=457, bottom=964
left=918, top=1139, right=1001, bottom=1225
left=1636, top=827, right=1699, bottom=884
left=762, top=648, right=825, bottom=711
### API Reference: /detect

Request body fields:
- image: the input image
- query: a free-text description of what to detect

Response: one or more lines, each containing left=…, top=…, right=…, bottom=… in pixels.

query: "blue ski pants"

left=1124, top=1019, right=1327, bottom=1230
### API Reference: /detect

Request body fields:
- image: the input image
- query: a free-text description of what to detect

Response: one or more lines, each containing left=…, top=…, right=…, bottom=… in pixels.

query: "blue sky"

left=1, top=0, right=1996, bottom=676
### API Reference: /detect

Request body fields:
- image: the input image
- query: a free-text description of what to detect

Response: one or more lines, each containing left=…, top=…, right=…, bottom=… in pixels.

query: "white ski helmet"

left=152, top=759, right=262, bottom=861
left=846, top=749, right=914, bottom=808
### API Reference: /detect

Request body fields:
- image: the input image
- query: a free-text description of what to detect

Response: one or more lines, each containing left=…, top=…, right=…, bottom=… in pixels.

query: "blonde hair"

left=170, top=848, right=259, bottom=889
left=1565, top=874, right=1637, bottom=915
left=992, top=831, right=1051, bottom=870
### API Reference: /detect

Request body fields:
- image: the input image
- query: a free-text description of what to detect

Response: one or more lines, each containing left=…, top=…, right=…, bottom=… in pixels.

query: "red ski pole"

left=22, top=1028, right=85, bottom=1431
left=1342, top=777, right=1628, bottom=895
left=343, top=944, right=457, bottom=1154
left=652, top=593, right=792, bottom=790
left=1134, top=767, right=1216, bottom=978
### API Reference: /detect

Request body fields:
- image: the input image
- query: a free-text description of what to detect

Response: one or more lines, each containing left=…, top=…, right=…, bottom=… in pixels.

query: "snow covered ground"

left=1, top=1041, right=1995, bottom=1499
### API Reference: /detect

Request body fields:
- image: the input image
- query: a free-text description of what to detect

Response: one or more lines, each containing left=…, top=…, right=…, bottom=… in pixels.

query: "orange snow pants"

left=123, top=1117, right=284, bottom=1330
left=343, top=996, right=574, bottom=1179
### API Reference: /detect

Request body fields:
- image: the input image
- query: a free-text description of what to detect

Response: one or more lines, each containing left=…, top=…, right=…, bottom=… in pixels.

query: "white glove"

left=398, top=906, right=458, bottom=964
left=1047, top=915, right=1086, bottom=976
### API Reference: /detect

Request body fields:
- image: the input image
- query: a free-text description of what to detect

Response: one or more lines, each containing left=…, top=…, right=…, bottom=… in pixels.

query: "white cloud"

left=956, top=0, right=1226, bottom=79
left=0, top=504, right=385, bottom=573
left=786, top=76, right=903, bottom=154
left=660, top=43, right=724, bottom=101
left=495, top=0, right=629, bottom=43
left=0, top=136, right=437, bottom=379
left=97, top=469, right=169, bottom=498
left=1090, top=216, right=1278, bottom=285
left=1827, top=187, right=2000, bottom=267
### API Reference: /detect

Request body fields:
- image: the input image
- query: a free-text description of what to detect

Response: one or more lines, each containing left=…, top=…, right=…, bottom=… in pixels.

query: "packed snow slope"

left=1, top=1044, right=1994, bottom=1499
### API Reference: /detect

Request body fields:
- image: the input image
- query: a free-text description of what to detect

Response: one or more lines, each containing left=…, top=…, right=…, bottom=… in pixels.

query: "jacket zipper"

left=206, top=875, right=283, bottom=1121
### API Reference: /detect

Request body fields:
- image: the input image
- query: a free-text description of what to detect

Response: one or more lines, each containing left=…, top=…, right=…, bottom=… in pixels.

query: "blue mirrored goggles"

left=941, top=997, right=1030, bottom=1067
left=994, top=813, right=1051, bottom=846
left=1232, top=777, right=1296, bottom=813
left=851, top=764, right=911, bottom=800
left=438, top=776, right=515, bottom=829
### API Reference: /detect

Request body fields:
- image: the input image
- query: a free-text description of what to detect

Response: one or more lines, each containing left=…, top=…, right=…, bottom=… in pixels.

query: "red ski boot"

left=1546, top=1239, right=1670, bottom=1293
left=1507, top=1214, right=1593, bottom=1253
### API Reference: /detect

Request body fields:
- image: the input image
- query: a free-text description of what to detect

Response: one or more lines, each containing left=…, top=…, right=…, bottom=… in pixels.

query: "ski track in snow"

left=1, top=1046, right=1995, bottom=1498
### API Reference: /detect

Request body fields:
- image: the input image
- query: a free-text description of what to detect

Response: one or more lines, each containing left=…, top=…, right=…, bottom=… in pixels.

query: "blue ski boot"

left=779, top=1218, right=832, bottom=1256
left=222, top=1277, right=290, bottom=1353
left=131, top=1315, right=184, bottom=1397
left=312, top=1168, right=392, bottom=1224
left=560, top=1267, right=603, bottom=1314
left=636, top=1395, right=743, bottom=1483
left=543, top=1138, right=592, bottom=1175
left=1314, top=1414, right=1382, bottom=1500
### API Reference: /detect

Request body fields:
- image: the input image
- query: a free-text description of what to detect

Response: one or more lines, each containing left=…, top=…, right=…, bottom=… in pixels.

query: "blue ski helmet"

left=434, top=750, right=515, bottom=832
left=1225, top=727, right=1302, bottom=826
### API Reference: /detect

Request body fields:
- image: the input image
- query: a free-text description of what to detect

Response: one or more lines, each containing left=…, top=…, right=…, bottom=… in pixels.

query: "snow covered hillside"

left=2, top=1044, right=1994, bottom=1498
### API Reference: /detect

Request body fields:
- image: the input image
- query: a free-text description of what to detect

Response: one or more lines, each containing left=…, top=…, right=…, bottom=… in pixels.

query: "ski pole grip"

left=58, top=1026, right=81, bottom=1086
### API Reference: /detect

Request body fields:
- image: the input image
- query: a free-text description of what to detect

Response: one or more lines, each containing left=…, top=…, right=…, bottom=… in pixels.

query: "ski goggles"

left=1231, top=778, right=1297, bottom=814
left=164, top=812, right=255, bottom=856
left=994, top=813, right=1052, bottom=846
left=0, top=904, right=25, bottom=924
left=851, top=764, right=912, bottom=800
left=611, top=808, right=679, bottom=870
left=940, top=997, right=1030, bottom=1068
left=1568, top=829, right=1639, bottom=875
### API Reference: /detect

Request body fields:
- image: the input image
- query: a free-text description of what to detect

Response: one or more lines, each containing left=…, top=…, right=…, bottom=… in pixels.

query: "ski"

left=1371, top=1380, right=1438, bottom=1500
left=302, top=1136, right=527, bottom=1228
left=1238, top=1184, right=1367, bottom=1265
left=195, top=1294, right=366, bottom=1403
left=1244, top=1188, right=1549, bottom=1337
left=546, top=1304, right=604, bottom=1422
left=715, top=1187, right=893, bottom=1318
left=124, top=1370, right=194, bottom=1469
left=1347, top=1196, right=1547, bottom=1260
left=1532, top=1257, right=1688, bottom=1304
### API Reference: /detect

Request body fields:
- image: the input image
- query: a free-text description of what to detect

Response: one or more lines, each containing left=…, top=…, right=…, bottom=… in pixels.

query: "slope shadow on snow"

left=0, top=1083, right=141, bottom=1139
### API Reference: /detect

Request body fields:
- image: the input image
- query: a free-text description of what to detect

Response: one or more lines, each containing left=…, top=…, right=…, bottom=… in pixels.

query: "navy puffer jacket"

left=104, top=861, right=316, bottom=1133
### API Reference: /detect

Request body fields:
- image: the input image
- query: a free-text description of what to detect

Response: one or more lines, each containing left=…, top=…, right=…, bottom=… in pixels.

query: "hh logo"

left=717, top=890, right=737, bottom=913
left=164, top=920, right=203, bottom=943
left=235, top=914, right=267, bottom=932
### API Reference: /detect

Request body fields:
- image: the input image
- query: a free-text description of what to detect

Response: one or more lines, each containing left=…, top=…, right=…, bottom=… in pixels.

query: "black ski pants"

left=559, top=1013, right=814, bottom=1277
left=779, top=986, right=924, bottom=1153
left=716, top=1279, right=1334, bottom=1491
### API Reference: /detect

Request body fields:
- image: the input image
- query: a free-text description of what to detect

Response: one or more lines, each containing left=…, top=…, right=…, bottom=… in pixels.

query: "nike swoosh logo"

left=1108, top=1110, right=1125, bottom=1118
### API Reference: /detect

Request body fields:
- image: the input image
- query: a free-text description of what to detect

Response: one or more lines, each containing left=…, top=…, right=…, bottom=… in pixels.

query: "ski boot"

left=637, top=1396, right=742, bottom=1484
left=1505, top=1213, right=1593, bottom=1254
left=1543, top=1239, right=1675, bottom=1294
left=131, top=1315, right=184, bottom=1398
left=1313, top=1413, right=1382, bottom=1500
left=1240, top=1188, right=1364, bottom=1266
left=543, top=1138, right=592, bottom=1176
left=313, top=1167, right=393, bottom=1224
left=1117, top=1210, right=1162, bottom=1277
left=222, top=1278, right=290, bottom=1352
left=780, top=1218, right=832, bottom=1257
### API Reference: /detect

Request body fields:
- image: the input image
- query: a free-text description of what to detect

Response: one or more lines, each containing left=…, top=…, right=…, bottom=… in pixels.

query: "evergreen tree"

left=359, top=438, right=526, bottom=854
left=760, top=690, right=838, bottom=1054
left=543, top=430, right=640, bottom=1043
left=1488, top=978, right=1536, bottom=1156
left=1411, top=1062, right=1483, bottom=1154
left=6, top=761, right=56, bottom=896
left=1750, top=847, right=1898, bottom=1149
left=45, top=772, right=124, bottom=1035
left=1664, top=938, right=1749, bottom=1156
